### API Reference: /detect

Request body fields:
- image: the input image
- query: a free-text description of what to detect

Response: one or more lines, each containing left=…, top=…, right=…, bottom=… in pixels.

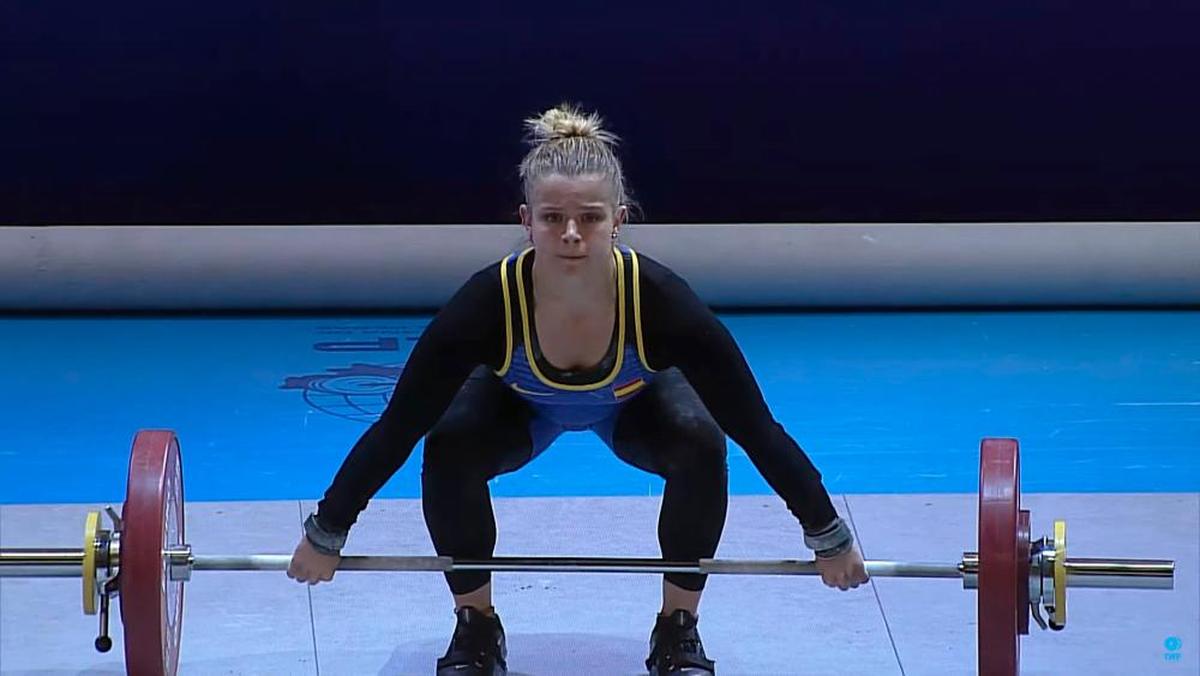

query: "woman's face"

left=520, top=174, right=626, bottom=274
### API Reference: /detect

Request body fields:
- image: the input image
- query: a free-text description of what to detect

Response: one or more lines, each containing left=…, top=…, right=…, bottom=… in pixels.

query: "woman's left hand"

left=814, top=545, right=870, bottom=591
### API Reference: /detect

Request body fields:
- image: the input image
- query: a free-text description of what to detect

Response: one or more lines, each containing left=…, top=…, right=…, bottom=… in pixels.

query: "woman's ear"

left=519, top=204, right=532, bottom=240
left=613, top=205, right=628, bottom=238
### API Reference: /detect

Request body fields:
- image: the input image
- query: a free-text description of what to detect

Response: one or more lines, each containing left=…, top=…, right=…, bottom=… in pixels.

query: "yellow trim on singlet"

left=613, top=378, right=647, bottom=398
left=628, top=248, right=657, bottom=373
left=494, top=253, right=515, bottom=377
left=516, top=247, right=626, bottom=391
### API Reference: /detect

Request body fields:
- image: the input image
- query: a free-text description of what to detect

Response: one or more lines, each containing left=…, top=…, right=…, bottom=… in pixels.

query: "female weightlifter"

left=287, top=104, right=869, bottom=676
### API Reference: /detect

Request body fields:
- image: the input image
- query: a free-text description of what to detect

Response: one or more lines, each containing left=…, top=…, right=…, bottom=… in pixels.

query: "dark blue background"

left=3, top=2, right=1198, bottom=224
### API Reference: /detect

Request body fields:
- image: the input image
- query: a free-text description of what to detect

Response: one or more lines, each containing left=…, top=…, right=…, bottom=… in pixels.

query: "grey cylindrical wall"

left=1, top=223, right=1197, bottom=310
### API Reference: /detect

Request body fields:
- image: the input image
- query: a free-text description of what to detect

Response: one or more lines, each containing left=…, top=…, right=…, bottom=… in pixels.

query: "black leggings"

left=421, top=366, right=729, bottom=595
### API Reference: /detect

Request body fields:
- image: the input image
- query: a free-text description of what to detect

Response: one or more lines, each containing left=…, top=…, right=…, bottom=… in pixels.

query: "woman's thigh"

left=423, top=365, right=537, bottom=478
left=609, top=368, right=727, bottom=475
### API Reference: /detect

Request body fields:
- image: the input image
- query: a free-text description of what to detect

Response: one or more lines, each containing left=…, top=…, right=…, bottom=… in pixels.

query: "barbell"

left=0, top=430, right=1175, bottom=676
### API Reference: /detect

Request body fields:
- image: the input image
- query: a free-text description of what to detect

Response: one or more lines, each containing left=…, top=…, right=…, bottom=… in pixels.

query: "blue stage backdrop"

left=2, top=2, right=1198, bottom=225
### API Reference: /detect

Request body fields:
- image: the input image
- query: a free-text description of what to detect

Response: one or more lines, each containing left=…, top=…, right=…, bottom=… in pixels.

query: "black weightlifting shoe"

left=646, top=609, right=715, bottom=675
left=435, top=606, right=508, bottom=676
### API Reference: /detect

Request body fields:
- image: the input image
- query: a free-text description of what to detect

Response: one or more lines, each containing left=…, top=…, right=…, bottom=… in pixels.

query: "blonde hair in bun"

left=519, top=103, right=630, bottom=207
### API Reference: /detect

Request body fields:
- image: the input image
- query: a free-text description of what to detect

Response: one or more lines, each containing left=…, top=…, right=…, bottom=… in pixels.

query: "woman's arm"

left=310, top=266, right=506, bottom=537
left=638, top=257, right=843, bottom=537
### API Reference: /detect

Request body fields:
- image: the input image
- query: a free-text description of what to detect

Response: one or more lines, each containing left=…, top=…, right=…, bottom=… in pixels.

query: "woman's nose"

left=562, top=220, right=582, bottom=242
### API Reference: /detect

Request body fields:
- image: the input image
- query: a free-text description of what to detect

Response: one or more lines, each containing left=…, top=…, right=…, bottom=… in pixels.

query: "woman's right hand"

left=286, top=536, right=341, bottom=585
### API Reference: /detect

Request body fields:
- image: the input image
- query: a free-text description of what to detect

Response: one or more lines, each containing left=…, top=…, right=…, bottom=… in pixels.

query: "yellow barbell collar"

left=1052, top=519, right=1067, bottom=629
left=82, top=511, right=100, bottom=615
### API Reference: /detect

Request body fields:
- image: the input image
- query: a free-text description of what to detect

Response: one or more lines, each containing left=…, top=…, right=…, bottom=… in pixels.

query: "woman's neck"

left=531, top=252, right=616, bottom=312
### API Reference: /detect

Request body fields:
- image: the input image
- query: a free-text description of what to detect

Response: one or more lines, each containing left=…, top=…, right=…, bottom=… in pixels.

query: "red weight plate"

left=979, top=438, right=1020, bottom=676
left=121, top=430, right=186, bottom=676
left=1018, top=510, right=1031, bottom=635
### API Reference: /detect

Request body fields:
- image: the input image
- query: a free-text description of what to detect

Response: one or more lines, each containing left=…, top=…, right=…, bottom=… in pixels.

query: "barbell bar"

left=0, top=549, right=1173, bottom=587
left=0, top=430, right=1176, bottom=676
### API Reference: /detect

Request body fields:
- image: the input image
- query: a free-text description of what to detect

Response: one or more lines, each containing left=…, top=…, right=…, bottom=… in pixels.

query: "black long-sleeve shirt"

left=315, top=252, right=839, bottom=534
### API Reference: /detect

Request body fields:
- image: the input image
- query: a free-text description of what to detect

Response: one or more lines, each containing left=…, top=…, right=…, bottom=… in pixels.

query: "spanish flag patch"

left=613, top=377, right=646, bottom=399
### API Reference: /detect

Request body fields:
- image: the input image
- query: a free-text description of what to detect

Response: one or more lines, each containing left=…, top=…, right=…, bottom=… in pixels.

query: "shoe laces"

left=449, top=617, right=498, bottom=665
left=653, top=627, right=708, bottom=671
left=675, top=637, right=701, bottom=655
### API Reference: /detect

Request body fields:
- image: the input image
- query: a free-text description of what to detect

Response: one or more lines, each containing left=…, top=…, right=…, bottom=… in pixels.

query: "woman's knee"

left=422, top=417, right=486, bottom=476
left=660, top=412, right=728, bottom=477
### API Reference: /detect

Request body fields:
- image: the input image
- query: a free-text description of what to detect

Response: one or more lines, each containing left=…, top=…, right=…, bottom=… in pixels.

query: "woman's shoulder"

left=626, top=248, right=714, bottom=332
left=628, top=247, right=693, bottom=296
left=468, top=257, right=506, bottom=283
left=437, top=258, right=505, bottom=312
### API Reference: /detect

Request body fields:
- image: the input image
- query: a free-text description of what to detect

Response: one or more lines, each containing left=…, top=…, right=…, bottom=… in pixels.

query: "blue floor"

left=2, top=310, right=1198, bottom=505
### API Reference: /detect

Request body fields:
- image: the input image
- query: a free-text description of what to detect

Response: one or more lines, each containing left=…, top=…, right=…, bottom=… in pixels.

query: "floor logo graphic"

left=281, top=363, right=403, bottom=422
left=1164, top=636, right=1182, bottom=663
left=281, top=325, right=425, bottom=421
